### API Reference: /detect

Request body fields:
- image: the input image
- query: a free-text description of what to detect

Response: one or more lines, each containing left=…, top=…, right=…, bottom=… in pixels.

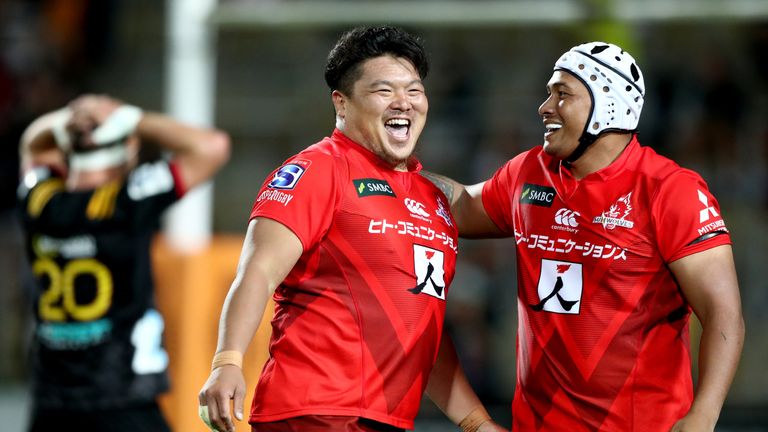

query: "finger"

left=213, top=391, right=235, bottom=432
left=233, top=381, right=246, bottom=421
left=198, top=404, right=216, bottom=431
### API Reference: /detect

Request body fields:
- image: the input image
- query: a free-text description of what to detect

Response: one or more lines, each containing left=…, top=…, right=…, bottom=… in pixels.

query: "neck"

left=567, top=132, right=632, bottom=179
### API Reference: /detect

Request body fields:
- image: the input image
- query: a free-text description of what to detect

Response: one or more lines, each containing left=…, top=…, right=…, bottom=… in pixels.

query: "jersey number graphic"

left=34, top=258, right=113, bottom=321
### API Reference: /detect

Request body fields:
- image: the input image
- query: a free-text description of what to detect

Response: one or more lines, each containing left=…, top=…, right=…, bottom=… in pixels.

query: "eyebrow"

left=369, top=79, right=423, bottom=87
left=548, top=82, right=571, bottom=90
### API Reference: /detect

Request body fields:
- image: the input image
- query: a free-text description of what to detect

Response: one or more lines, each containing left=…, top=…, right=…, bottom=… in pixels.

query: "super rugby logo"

left=268, top=159, right=311, bottom=190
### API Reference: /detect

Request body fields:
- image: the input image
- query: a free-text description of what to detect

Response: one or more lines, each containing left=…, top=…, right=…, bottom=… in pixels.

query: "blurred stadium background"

left=1, top=0, right=767, bottom=430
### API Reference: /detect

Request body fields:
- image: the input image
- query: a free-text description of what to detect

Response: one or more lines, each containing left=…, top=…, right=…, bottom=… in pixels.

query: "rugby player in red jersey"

left=198, top=26, right=505, bottom=432
left=425, top=42, right=744, bottom=431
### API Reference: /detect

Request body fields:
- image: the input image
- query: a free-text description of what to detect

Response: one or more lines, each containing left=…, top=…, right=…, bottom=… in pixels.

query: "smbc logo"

left=555, top=208, right=580, bottom=228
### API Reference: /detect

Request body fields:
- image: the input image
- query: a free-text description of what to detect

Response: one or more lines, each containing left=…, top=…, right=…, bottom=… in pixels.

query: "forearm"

left=136, top=112, right=230, bottom=189
left=690, top=312, right=745, bottom=423
left=19, top=110, right=68, bottom=173
left=215, top=272, right=272, bottom=356
left=426, top=335, right=487, bottom=426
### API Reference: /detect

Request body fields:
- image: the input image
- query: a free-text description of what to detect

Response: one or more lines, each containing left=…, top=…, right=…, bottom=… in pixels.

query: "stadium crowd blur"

left=1, top=0, right=767, bottom=428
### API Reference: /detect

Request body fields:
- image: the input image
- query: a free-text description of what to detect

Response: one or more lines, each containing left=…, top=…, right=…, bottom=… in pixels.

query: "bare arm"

left=134, top=112, right=230, bottom=190
left=19, top=109, right=69, bottom=174
left=198, top=218, right=304, bottom=432
left=426, top=333, right=506, bottom=431
left=420, top=171, right=504, bottom=238
left=669, top=244, right=745, bottom=431
left=68, top=94, right=231, bottom=190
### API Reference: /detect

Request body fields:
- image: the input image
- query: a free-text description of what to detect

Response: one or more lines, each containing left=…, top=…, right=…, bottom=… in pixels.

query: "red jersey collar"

left=331, top=129, right=423, bottom=173
left=560, top=134, right=640, bottom=182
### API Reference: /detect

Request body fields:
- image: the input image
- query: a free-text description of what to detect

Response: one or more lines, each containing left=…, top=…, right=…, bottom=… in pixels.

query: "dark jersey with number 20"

left=18, top=160, right=184, bottom=410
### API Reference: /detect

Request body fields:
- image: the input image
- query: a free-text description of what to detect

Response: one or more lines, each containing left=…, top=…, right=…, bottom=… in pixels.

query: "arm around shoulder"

left=420, top=171, right=504, bottom=238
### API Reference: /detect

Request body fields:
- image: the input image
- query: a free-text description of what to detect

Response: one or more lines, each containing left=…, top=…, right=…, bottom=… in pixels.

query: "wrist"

left=211, top=350, right=243, bottom=370
left=91, top=104, right=143, bottom=145
left=458, top=406, right=491, bottom=432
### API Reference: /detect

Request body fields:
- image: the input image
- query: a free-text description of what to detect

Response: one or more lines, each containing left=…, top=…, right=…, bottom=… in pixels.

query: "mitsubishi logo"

left=698, top=190, right=719, bottom=223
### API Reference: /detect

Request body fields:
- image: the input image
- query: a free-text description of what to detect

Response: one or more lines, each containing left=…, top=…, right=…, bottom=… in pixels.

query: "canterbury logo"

left=555, top=208, right=580, bottom=227
left=698, top=190, right=718, bottom=223
left=404, top=198, right=430, bottom=218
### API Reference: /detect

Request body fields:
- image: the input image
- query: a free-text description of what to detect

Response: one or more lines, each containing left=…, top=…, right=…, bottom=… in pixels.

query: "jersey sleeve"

left=124, top=160, right=183, bottom=226
left=481, top=153, right=527, bottom=235
left=652, top=168, right=731, bottom=263
left=250, top=151, right=340, bottom=251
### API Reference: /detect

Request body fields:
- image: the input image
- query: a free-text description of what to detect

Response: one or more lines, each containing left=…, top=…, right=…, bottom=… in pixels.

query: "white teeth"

left=545, top=123, right=562, bottom=131
left=386, top=119, right=410, bottom=126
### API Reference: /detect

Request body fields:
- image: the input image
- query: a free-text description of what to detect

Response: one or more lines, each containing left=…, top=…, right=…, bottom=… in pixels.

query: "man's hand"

left=669, top=411, right=716, bottom=432
left=477, top=419, right=509, bottom=431
left=198, top=365, right=247, bottom=432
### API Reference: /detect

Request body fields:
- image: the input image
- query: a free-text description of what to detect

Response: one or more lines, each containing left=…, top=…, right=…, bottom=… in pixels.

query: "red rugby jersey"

left=248, top=130, right=458, bottom=429
left=482, top=136, right=731, bottom=431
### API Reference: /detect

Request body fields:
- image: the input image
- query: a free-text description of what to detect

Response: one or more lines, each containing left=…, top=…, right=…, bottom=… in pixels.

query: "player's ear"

left=331, top=90, right=346, bottom=119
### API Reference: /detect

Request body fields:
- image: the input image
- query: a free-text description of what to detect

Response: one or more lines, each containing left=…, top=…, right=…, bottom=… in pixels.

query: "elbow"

left=209, top=129, right=231, bottom=171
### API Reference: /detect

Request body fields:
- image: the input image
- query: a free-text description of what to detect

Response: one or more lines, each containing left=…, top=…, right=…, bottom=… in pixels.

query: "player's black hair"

left=324, top=26, right=429, bottom=95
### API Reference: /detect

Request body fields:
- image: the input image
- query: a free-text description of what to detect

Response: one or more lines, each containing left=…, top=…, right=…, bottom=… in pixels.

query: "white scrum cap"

left=554, top=41, right=645, bottom=136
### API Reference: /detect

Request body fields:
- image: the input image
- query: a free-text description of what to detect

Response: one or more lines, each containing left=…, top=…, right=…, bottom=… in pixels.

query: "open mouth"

left=544, top=123, right=562, bottom=137
left=385, top=118, right=410, bottom=140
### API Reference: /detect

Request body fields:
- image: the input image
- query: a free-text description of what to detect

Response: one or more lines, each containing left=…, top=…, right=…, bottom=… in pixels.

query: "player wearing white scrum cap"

left=424, top=41, right=743, bottom=431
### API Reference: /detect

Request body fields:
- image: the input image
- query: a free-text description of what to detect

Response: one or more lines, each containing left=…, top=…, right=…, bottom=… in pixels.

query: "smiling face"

left=332, top=55, right=428, bottom=171
left=538, top=70, right=592, bottom=160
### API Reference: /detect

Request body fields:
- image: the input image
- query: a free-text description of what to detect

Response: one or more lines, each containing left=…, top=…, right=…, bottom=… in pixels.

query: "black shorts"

left=29, top=401, right=170, bottom=432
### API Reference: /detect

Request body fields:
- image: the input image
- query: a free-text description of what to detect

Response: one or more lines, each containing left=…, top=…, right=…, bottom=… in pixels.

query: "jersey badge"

left=520, top=183, right=556, bottom=207
left=553, top=208, right=580, bottom=233
left=268, top=159, right=311, bottom=190
left=405, top=198, right=431, bottom=223
left=696, top=189, right=728, bottom=236
left=592, top=192, right=635, bottom=230
left=435, top=195, right=452, bottom=227
left=530, top=259, right=582, bottom=314
left=408, top=244, right=446, bottom=300
left=353, top=178, right=396, bottom=197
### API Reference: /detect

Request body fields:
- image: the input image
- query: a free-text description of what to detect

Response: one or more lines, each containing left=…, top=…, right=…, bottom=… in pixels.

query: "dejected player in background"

left=198, top=26, right=505, bottom=432
left=18, top=94, right=230, bottom=431
left=425, top=42, right=745, bottom=431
